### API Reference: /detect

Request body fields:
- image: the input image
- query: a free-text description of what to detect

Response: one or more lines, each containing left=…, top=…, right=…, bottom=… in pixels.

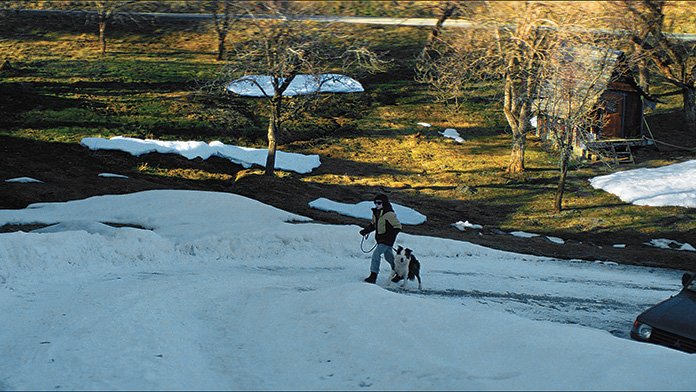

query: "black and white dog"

left=389, top=246, right=422, bottom=289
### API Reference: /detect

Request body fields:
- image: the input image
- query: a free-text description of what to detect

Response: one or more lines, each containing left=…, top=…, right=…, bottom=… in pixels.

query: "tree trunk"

left=635, top=45, right=650, bottom=94
left=217, top=36, right=225, bottom=61
left=264, top=97, right=282, bottom=176
left=503, top=75, right=527, bottom=174
left=99, top=20, right=107, bottom=56
left=419, top=3, right=456, bottom=60
left=265, top=120, right=277, bottom=176
left=265, top=118, right=277, bottom=176
left=684, top=87, right=696, bottom=134
left=507, top=132, right=526, bottom=173
left=554, top=149, right=570, bottom=213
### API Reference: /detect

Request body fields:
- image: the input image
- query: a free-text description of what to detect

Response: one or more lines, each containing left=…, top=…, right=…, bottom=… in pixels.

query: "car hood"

left=639, top=291, right=696, bottom=339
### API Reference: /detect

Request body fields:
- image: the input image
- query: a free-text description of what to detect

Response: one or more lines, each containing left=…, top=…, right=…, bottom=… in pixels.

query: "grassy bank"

left=1, top=12, right=695, bottom=245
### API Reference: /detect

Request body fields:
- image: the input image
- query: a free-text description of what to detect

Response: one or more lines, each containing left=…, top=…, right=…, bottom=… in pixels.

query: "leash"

left=360, top=233, right=378, bottom=253
left=360, top=233, right=399, bottom=253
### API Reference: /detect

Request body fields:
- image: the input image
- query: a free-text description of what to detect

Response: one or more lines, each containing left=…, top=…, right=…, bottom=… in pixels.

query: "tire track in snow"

left=387, top=286, right=651, bottom=338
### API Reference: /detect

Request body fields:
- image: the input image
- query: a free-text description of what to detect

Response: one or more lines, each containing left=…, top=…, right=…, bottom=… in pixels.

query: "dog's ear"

left=396, top=245, right=403, bottom=254
left=405, top=248, right=412, bottom=257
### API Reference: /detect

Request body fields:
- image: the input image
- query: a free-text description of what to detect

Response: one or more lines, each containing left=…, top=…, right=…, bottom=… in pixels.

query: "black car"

left=631, top=272, right=696, bottom=354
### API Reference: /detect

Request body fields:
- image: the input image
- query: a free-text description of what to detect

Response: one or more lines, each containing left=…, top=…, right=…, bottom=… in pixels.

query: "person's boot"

left=363, top=272, right=377, bottom=283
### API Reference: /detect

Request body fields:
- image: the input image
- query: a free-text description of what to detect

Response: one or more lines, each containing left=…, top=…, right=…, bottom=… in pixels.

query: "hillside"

left=1, top=11, right=695, bottom=271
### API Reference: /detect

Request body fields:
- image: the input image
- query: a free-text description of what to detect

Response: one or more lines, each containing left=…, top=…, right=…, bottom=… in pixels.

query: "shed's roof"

left=534, top=45, right=623, bottom=119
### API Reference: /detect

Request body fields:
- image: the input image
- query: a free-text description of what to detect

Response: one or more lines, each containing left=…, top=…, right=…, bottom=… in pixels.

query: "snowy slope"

left=0, top=190, right=693, bottom=390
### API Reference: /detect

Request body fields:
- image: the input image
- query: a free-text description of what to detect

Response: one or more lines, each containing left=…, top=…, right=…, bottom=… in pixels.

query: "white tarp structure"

left=226, top=74, right=364, bottom=97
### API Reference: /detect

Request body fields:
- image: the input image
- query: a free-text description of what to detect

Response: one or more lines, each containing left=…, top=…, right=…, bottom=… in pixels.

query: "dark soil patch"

left=1, top=134, right=695, bottom=272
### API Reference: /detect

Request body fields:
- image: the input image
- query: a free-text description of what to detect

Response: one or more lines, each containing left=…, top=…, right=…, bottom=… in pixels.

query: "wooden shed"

left=534, top=46, right=652, bottom=163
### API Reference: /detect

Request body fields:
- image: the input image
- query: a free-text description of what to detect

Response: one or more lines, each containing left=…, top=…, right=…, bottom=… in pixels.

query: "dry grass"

left=1, top=11, right=695, bottom=243
left=137, top=163, right=234, bottom=182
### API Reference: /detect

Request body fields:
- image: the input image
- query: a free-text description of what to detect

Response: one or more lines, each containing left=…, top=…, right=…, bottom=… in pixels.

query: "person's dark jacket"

left=359, top=195, right=402, bottom=246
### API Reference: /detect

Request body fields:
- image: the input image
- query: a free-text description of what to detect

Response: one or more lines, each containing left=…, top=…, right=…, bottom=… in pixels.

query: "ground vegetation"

left=0, top=7, right=695, bottom=270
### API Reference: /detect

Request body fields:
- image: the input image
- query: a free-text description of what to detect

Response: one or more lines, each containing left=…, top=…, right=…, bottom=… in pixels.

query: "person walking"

left=359, top=193, right=402, bottom=283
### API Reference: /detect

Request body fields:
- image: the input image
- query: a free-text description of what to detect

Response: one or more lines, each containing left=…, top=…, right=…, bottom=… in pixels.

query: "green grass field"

left=1, top=12, right=695, bottom=242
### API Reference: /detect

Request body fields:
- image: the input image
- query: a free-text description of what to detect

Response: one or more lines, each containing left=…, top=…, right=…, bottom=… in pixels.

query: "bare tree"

left=616, top=0, right=696, bottom=133
left=419, top=1, right=561, bottom=174
left=1, top=0, right=33, bottom=72
left=417, top=1, right=468, bottom=63
left=206, top=0, right=241, bottom=61
left=536, top=45, right=624, bottom=211
left=57, top=0, right=151, bottom=56
left=94, top=1, right=137, bottom=56
left=528, top=6, right=629, bottom=212
left=220, top=1, right=385, bottom=176
left=421, top=1, right=633, bottom=207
